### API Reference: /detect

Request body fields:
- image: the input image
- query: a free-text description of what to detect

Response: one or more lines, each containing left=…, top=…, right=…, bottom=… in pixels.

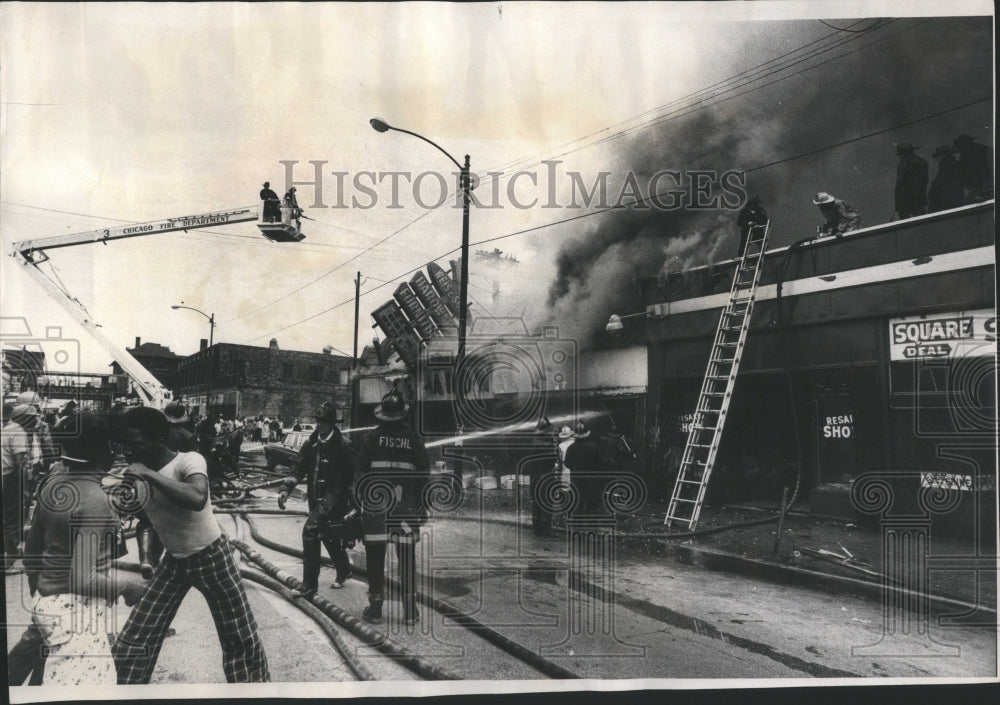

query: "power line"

left=819, top=19, right=886, bottom=33
left=231, top=20, right=897, bottom=322
left=246, top=94, right=991, bottom=343
left=227, top=205, right=439, bottom=322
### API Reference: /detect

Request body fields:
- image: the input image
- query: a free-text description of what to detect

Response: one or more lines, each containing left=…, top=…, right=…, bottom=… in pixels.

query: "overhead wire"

left=246, top=93, right=992, bottom=342
left=231, top=17, right=913, bottom=319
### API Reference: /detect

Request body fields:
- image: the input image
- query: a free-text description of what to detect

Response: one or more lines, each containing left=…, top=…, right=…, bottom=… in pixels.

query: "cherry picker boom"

left=9, top=205, right=304, bottom=409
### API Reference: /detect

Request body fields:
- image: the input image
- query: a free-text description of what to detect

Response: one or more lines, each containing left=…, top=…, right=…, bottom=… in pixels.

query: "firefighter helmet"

left=374, top=383, right=408, bottom=421
left=315, top=401, right=340, bottom=424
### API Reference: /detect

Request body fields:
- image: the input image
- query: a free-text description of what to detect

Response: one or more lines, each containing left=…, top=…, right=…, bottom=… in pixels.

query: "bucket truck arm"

left=9, top=205, right=300, bottom=409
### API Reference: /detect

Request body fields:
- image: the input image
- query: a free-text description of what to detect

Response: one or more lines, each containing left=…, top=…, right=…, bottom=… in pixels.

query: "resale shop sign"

left=889, top=309, right=996, bottom=361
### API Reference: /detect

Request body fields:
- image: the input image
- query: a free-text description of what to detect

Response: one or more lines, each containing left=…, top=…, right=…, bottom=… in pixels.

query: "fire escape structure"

left=664, top=219, right=771, bottom=530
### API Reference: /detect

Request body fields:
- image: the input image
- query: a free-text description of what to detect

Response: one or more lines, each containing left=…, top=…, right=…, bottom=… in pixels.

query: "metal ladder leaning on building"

left=664, top=219, right=771, bottom=530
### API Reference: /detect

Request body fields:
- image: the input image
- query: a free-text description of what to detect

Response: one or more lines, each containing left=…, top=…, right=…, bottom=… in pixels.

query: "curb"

left=431, top=512, right=996, bottom=618
left=619, top=533, right=997, bottom=620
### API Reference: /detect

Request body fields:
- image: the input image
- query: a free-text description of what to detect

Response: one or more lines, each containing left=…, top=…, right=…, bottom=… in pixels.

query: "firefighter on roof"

left=812, top=192, right=861, bottom=237
left=893, top=143, right=929, bottom=219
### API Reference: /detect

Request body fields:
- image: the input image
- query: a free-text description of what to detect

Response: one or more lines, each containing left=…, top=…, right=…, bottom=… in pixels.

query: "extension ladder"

left=664, top=220, right=771, bottom=530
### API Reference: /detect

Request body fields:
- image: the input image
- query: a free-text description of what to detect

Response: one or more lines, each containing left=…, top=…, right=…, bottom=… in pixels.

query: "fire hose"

left=229, top=535, right=462, bottom=681
left=237, top=512, right=581, bottom=680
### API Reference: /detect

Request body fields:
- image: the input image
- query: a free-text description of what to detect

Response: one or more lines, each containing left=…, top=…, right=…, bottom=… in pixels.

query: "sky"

left=0, top=1, right=994, bottom=379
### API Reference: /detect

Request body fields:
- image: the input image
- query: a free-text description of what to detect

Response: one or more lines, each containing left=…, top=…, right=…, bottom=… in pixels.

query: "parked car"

left=264, top=430, right=311, bottom=471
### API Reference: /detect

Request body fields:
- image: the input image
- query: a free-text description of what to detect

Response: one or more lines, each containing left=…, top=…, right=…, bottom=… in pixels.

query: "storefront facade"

left=638, top=202, right=995, bottom=535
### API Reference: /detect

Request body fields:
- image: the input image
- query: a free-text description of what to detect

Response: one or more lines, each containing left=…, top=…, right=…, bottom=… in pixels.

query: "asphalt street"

left=6, top=456, right=995, bottom=684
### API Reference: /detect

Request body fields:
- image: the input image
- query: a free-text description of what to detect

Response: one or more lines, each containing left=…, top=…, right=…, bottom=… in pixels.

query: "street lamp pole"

left=370, top=117, right=471, bottom=362
left=171, top=304, right=215, bottom=347
left=353, top=270, right=361, bottom=369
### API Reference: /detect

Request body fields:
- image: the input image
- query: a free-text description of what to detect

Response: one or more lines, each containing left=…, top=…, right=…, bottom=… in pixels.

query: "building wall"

left=177, top=341, right=351, bottom=421
left=640, top=204, right=996, bottom=535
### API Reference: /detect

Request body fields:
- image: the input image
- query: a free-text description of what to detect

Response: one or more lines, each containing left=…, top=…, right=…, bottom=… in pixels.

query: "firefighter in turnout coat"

left=278, top=402, right=355, bottom=596
left=356, top=385, right=430, bottom=625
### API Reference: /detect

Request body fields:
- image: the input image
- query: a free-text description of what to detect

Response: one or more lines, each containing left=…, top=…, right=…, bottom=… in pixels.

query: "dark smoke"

left=545, top=109, right=747, bottom=349
left=543, top=17, right=993, bottom=351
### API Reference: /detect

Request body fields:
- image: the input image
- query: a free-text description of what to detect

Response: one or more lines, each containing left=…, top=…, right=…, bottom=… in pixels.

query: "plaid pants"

left=112, top=535, right=270, bottom=683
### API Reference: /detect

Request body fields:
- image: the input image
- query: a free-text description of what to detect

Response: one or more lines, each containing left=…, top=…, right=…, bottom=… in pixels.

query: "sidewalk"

left=449, top=486, right=998, bottom=614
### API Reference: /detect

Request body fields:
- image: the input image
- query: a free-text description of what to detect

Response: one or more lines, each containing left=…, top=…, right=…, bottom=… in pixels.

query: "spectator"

left=812, top=192, right=861, bottom=237
left=928, top=146, right=965, bottom=213
left=2, top=404, right=38, bottom=568
left=893, top=142, right=928, bottom=219
left=112, top=407, right=270, bottom=683
left=22, top=412, right=146, bottom=684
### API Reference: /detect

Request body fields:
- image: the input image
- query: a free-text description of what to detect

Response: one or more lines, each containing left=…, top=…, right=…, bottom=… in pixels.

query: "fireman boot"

left=362, top=594, right=384, bottom=625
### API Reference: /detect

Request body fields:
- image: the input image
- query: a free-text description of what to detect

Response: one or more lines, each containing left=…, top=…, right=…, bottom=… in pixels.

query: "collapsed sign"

left=889, top=309, right=996, bottom=361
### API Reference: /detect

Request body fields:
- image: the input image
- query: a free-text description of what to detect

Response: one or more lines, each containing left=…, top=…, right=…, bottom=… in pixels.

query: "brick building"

left=176, top=338, right=352, bottom=422
left=110, top=337, right=183, bottom=392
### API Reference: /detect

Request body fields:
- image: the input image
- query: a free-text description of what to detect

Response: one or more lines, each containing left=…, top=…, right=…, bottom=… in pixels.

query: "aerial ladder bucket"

left=258, top=205, right=305, bottom=242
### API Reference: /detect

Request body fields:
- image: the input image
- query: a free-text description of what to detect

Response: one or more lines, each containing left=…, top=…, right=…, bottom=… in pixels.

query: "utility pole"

left=353, top=271, right=361, bottom=369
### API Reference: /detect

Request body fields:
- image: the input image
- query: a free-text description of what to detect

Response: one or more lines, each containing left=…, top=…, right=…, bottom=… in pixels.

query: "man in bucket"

left=277, top=402, right=356, bottom=596
left=355, top=384, right=430, bottom=626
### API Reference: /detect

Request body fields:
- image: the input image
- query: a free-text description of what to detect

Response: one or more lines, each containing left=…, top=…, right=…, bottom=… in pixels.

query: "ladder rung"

left=671, top=498, right=697, bottom=504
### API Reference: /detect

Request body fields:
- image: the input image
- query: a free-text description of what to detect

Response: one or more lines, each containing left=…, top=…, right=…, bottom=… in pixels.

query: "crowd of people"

left=2, top=384, right=640, bottom=684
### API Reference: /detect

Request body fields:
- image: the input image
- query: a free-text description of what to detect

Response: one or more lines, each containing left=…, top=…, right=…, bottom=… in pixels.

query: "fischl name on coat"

left=378, top=436, right=413, bottom=449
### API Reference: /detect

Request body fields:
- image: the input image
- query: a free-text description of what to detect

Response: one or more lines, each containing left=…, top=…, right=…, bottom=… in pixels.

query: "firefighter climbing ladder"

left=665, top=220, right=771, bottom=530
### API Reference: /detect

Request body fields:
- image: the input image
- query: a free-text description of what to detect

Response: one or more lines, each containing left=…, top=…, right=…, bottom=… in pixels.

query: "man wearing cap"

left=355, top=384, right=430, bottom=625
left=894, top=143, right=928, bottom=219
left=134, top=400, right=195, bottom=580
left=277, top=402, right=356, bottom=596
left=952, top=134, right=992, bottom=203
left=164, top=401, right=196, bottom=453
left=259, top=181, right=280, bottom=222
left=2, top=404, right=37, bottom=566
left=928, top=146, right=965, bottom=213
left=812, top=192, right=861, bottom=237
left=112, top=407, right=269, bottom=683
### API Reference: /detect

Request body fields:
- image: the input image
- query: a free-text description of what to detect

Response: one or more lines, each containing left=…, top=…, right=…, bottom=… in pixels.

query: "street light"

left=370, top=116, right=472, bottom=362
left=171, top=304, right=215, bottom=347
left=606, top=311, right=647, bottom=334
